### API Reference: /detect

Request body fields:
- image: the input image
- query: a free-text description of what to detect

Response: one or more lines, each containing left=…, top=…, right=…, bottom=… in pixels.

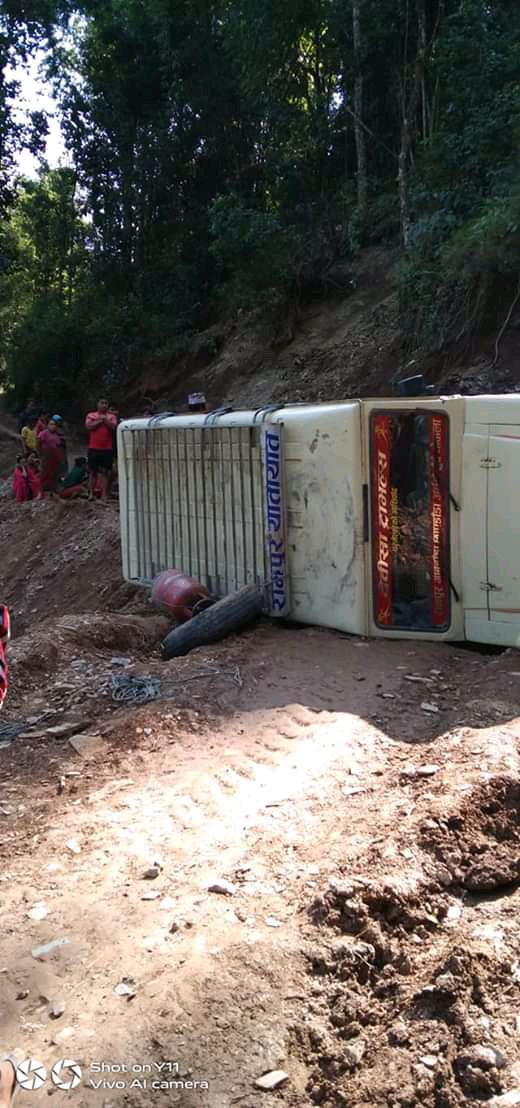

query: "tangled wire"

left=111, top=674, right=162, bottom=705
left=110, top=664, right=242, bottom=706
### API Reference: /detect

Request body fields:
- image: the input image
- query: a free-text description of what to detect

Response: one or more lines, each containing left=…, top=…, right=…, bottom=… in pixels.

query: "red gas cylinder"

left=151, top=570, right=211, bottom=623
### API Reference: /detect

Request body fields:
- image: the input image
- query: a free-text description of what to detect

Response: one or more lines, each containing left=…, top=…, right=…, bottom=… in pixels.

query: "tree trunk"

left=398, top=120, right=412, bottom=249
left=352, top=0, right=367, bottom=214
left=417, top=0, right=428, bottom=140
left=67, top=176, right=78, bottom=310
left=398, top=0, right=425, bottom=248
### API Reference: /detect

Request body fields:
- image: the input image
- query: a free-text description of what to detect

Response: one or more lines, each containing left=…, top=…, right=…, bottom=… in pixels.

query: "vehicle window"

left=370, top=410, right=450, bottom=632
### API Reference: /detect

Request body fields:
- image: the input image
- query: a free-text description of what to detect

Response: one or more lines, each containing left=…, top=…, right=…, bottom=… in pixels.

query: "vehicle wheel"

left=162, top=584, right=265, bottom=659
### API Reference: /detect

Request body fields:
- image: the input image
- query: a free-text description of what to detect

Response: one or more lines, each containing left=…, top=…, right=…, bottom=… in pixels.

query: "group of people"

left=13, top=391, right=210, bottom=506
left=15, top=412, right=67, bottom=500
left=14, top=398, right=119, bottom=504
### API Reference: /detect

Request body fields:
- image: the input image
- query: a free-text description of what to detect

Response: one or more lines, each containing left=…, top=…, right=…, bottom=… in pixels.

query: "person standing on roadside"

left=37, top=417, right=63, bottom=498
left=52, top=415, right=68, bottom=476
left=85, top=398, right=117, bottom=501
left=26, top=452, right=41, bottom=498
left=107, top=405, right=120, bottom=496
left=20, top=416, right=38, bottom=456
left=35, top=410, right=49, bottom=437
left=108, top=405, right=119, bottom=458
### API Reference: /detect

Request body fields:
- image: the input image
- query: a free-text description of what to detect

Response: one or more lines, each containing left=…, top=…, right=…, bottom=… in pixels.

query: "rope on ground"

left=110, top=664, right=243, bottom=706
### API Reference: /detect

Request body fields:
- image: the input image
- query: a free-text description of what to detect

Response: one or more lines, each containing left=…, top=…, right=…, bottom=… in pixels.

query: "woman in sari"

left=52, top=415, right=68, bottom=477
left=12, top=454, right=40, bottom=502
left=37, top=418, right=63, bottom=497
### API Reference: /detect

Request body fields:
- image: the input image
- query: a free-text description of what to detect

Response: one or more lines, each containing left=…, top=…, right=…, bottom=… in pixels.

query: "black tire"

left=162, top=584, right=265, bottom=659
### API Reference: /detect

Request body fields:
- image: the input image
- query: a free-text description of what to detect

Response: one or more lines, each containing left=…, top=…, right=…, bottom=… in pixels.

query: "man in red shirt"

left=85, top=398, right=118, bottom=501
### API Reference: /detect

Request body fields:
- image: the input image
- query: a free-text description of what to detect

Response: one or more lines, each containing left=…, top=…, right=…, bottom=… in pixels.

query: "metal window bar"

left=123, top=423, right=271, bottom=593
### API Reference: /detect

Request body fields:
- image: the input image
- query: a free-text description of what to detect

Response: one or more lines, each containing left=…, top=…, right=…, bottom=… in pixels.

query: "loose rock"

left=28, top=901, right=48, bottom=921
left=48, top=999, right=65, bottom=1020
left=446, top=903, right=463, bottom=924
left=402, top=764, right=440, bottom=779
left=254, top=1070, right=289, bottom=1091
left=388, top=1021, right=410, bottom=1046
left=114, top=979, right=136, bottom=999
left=51, top=1027, right=75, bottom=1047
left=32, top=937, right=70, bottom=960
left=457, top=1044, right=507, bottom=1071
left=344, top=1039, right=366, bottom=1067
left=208, top=880, right=237, bottom=896
left=46, top=722, right=87, bottom=739
left=160, top=897, right=176, bottom=911
left=69, top=734, right=105, bottom=757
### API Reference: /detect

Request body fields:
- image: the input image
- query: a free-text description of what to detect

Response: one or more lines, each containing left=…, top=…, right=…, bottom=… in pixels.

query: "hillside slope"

left=135, top=247, right=520, bottom=413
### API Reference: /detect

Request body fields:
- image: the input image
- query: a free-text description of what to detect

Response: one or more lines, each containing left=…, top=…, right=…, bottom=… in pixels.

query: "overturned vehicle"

left=118, top=393, right=520, bottom=649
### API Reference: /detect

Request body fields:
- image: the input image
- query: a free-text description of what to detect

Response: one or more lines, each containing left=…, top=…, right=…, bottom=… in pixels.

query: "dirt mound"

left=299, top=930, right=515, bottom=1106
left=420, top=777, right=520, bottom=893
left=299, top=774, right=520, bottom=1108
left=9, top=611, right=168, bottom=680
left=0, top=496, right=143, bottom=636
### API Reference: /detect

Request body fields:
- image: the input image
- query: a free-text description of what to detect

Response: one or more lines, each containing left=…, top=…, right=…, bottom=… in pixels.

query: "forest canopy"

left=1, top=0, right=519, bottom=408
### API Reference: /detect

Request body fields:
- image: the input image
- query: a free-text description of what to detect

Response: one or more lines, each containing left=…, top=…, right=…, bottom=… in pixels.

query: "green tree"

left=0, top=167, right=88, bottom=406
left=1, top=0, right=519, bottom=405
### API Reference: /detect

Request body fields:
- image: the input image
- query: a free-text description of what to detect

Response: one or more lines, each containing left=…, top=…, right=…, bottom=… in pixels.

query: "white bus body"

left=118, top=396, right=520, bottom=648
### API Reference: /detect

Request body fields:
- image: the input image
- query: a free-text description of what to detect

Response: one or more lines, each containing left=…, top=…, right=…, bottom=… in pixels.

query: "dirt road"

left=0, top=489, right=519, bottom=1107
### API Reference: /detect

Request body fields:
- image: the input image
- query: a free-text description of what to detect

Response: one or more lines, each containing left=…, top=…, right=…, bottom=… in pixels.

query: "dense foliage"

left=0, top=0, right=519, bottom=405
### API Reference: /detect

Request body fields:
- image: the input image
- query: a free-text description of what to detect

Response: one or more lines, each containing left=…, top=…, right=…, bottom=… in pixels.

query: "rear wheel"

left=162, top=584, right=265, bottom=659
